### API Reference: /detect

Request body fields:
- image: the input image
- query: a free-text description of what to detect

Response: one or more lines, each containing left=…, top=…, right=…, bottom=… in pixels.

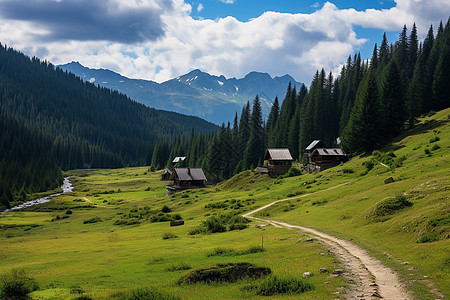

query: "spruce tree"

left=243, top=96, right=264, bottom=169
left=341, top=70, right=382, bottom=154
left=381, top=61, right=405, bottom=138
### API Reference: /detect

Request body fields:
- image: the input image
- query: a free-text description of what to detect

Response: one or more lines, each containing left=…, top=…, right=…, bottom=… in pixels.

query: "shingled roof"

left=171, top=168, right=207, bottom=181
left=264, top=148, right=294, bottom=161
left=313, top=148, right=346, bottom=156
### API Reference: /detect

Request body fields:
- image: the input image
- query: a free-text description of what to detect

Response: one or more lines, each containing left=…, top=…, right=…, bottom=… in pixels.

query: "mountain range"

left=59, top=62, right=303, bottom=124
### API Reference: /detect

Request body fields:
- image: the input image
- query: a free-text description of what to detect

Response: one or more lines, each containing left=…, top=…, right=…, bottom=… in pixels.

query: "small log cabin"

left=264, top=148, right=294, bottom=176
left=304, top=140, right=348, bottom=172
left=166, top=168, right=207, bottom=194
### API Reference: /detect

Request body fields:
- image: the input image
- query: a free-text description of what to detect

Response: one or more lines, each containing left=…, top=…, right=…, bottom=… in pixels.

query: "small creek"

left=1, top=177, right=73, bottom=214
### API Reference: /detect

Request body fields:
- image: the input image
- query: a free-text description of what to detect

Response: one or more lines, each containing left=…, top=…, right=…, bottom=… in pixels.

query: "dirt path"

left=83, top=197, right=111, bottom=208
left=243, top=183, right=410, bottom=300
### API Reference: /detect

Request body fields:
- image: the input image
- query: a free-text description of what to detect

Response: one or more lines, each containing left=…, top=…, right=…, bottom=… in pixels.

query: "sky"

left=0, top=0, right=448, bottom=85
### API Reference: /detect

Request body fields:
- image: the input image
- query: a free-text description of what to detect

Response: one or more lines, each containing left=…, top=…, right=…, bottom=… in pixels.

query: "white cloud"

left=0, top=0, right=448, bottom=86
left=220, top=0, right=236, bottom=4
left=197, top=3, right=204, bottom=12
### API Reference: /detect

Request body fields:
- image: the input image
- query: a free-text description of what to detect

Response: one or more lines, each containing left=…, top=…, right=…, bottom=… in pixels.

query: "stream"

left=1, top=177, right=73, bottom=214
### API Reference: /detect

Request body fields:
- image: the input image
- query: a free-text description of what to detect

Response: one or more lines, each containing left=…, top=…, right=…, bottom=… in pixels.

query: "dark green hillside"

left=0, top=43, right=217, bottom=207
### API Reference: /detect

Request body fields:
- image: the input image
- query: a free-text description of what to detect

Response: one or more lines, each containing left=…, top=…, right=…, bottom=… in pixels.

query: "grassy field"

left=0, top=108, right=448, bottom=299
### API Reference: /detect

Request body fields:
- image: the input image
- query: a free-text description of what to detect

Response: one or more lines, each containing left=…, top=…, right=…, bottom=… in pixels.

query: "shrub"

left=283, top=167, right=302, bottom=178
left=83, top=217, right=103, bottom=224
left=167, top=263, right=192, bottom=272
left=177, top=263, right=271, bottom=284
left=371, top=194, right=412, bottom=218
left=207, top=246, right=264, bottom=257
left=431, top=144, right=440, bottom=151
left=110, top=286, right=180, bottom=300
left=429, top=136, right=440, bottom=143
left=417, top=233, right=439, bottom=243
left=365, top=160, right=375, bottom=171
left=207, top=247, right=235, bottom=257
left=342, top=168, right=354, bottom=174
left=254, top=275, right=314, bottom=296
left=161, top=205, right=172, bottom=213
left=65, top=209, right=73, bottom=215
left=162, top=233, right=178, bottom=240
left=0, top=269, right=39, bottom=299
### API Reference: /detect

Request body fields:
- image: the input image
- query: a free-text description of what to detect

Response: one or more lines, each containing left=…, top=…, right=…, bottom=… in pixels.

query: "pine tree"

left=341, top=71, right=382, bottom=154
left=266, top=96, right=279, bottom=147
left=243, top=96, right=264, bottom=169
left=381, top=61, right=405, bottom=138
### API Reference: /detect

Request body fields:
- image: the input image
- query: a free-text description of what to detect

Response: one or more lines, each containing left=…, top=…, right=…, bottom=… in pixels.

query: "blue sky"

left=186, top=0, right=400, bottom=64
left=0, top=0, right=448, bottom=85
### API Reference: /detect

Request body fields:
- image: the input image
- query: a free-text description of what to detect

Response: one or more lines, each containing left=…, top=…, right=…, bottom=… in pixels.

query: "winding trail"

left=243, top=182, right=410, bottom=300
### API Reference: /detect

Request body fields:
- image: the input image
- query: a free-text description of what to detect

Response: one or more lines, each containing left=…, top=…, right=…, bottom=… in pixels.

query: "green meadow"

left=1, top=108, right=449, bottom=299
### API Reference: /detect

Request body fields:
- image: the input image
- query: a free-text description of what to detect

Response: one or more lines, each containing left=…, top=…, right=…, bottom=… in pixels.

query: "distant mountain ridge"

left=59, top=62, right=303, bottom=124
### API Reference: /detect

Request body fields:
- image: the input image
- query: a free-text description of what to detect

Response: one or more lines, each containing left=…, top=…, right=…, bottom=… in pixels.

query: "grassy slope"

left=0, top=109, right=448, bottom=299
left=255, top=108, right=450, bottom=299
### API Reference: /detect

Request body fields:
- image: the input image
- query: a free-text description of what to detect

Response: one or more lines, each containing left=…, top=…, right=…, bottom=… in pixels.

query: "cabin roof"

left=312, top=148, right=345, bottom=156
left=305, top=140, right=327, bottom=151
left=172, top=156, right=186, bottom=163
left=171, top=168, right=207, bottom=181
left=163, top=169, right=173, bottom=175
left=264, top=148, right=294, bottom=161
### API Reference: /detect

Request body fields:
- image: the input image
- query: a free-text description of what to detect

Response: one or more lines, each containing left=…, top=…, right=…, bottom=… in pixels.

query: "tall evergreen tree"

left=243, top=96, right=264, bottom=169
left=341, top=71, right=382, bottom=154
left=381, top=61, right=405, bottom=138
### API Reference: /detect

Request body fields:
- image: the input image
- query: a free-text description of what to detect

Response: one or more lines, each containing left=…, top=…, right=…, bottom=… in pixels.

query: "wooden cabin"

left=303, top=140, right=348, bottom=173
left=264, top=148, right=294, bottom=176
left=161, top=169, right=172, bottom=181
left=166, top=168, right=207, bottom=194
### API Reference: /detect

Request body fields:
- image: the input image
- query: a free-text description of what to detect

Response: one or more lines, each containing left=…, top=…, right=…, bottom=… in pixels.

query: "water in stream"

left=1, top=177, right=73, bottom=214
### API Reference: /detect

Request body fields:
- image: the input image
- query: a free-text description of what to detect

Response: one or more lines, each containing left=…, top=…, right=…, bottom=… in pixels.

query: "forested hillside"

left=154, top=20, right=450, bottom=182
left=0, top=44, right=217, bottom=208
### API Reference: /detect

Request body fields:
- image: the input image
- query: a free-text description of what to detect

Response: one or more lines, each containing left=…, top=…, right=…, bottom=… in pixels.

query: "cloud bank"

left=0, top=0, right=448, bottom=85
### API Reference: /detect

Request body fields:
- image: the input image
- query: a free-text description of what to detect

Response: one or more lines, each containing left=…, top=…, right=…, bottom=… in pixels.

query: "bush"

left=365, top=160, right=375, bottom=171
left=429, top=136, right=440, bottom=143
left=161, top=205, right=172, bottom=213
left=284, top=167, right=302, bottom=178
left=207, top=246, right=265, bottom=257
left=417, top=233, right=439, bottom=243
left=254, top=275, right=314, bottom=296
left=65, top=209, right=73, bottom=215
left=177, top=263, right=271, bottom=284
left=162, top=233, right=178, bottom=240
left=167, top=262, right=191, bottom=272
left=0, top=269, right=39, bottom=299
left=371, top=194, right=412, bottom=218
left=83, top=217, right=103, bottom=224
left=110, top=286, right=180, bottom=300
left=342, top=168, right=354, bottom=174
left=431, top=144, right=440, bottom=151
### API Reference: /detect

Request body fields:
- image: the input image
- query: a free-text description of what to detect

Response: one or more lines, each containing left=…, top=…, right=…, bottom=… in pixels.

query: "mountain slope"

left=0, top=44, right=217, bottom=192
left=59, top=62, right=303, bottom=124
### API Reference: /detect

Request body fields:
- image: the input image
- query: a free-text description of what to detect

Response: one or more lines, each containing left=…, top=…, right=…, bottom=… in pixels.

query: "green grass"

left=0, top=108, right=448, bottom=299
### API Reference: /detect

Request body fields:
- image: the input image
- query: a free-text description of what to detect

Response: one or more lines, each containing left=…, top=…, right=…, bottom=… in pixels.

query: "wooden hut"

left=166, top=168, right=207, bottom=194
left=161, top=169, right=172, bottom=181
left=264, top=148, right=294, bottom=176
left=304, top=140, right=348, bottom=173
